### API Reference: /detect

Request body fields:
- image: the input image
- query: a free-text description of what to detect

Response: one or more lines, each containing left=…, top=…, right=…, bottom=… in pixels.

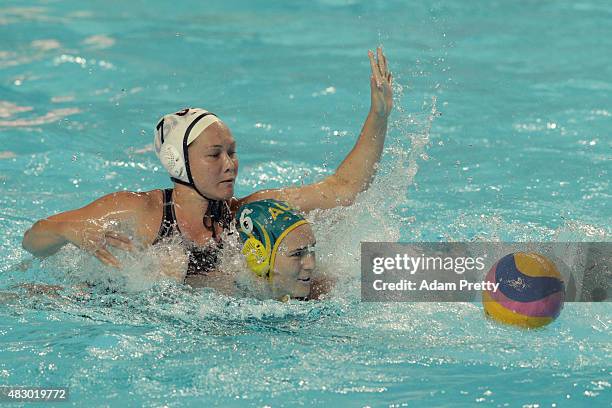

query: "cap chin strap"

left=170, top=177, right=216, bottom=201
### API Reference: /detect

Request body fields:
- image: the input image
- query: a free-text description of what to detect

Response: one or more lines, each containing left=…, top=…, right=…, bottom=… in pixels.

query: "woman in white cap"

left=22, top=48, right=393, bottom=282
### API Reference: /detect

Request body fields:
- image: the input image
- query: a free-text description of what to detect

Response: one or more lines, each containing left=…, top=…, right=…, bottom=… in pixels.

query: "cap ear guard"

left=238, top=209, right=272, bottom=278
left=159, top=144, right=186, bottom=179
left=241, top=236, right=270, bottom=277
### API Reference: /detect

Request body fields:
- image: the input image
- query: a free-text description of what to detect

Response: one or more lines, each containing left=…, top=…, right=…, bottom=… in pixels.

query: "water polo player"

left=235, top=199, right=330, bottom=301
left=22, top=47, right=393, bottom=282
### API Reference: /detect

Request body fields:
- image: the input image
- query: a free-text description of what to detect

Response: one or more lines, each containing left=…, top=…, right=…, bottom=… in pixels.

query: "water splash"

left=310, top=91, right=439, bottom=285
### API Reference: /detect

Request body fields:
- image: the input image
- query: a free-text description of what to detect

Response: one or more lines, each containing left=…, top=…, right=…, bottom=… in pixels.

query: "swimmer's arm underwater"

left=22, top=192, right=147, bottom=266
left=240, top=47, right=393, bottom=212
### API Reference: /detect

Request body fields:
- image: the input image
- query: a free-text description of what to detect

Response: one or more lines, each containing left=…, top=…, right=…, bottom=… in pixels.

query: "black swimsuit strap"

left=151, top=189, right=232, bottom=276
left=154, top=188, right=231, bottom=245
left=153, top=189, right=176, bottom=244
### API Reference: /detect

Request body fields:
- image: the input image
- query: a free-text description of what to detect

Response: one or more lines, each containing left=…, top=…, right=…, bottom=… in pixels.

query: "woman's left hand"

left=368, top=47, right=393, bottom=119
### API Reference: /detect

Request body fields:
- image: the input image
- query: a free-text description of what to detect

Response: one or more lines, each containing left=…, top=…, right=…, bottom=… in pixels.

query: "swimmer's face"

left=188, top=121, right=238, bottom=200
left=271, top=224, right=316, bottom=299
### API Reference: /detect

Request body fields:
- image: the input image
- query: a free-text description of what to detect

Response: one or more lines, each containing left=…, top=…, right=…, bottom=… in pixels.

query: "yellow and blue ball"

left=482, top=252, right=565, bottom=328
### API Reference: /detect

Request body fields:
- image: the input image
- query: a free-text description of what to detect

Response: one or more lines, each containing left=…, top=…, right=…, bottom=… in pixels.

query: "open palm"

left=368, top=47, right=393, bottom=118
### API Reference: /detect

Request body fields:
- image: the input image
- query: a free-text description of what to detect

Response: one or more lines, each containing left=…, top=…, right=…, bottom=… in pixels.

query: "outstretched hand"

left=368, top=47, right=393, bottom=119
left=63, top=220, right=134, bottom=268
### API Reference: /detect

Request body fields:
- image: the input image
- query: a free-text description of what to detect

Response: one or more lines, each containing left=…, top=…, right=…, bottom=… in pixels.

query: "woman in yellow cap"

left=22, top=47, right=393, bottom=285
left=162, top=199, right=327, bottom=300
left=234, top=199, right=327, bottom=301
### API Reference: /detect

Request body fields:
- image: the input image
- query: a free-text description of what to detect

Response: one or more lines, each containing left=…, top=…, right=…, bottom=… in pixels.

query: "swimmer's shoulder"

left=58, top=190, right=154, bottom=218
left=228, top=196, right=241, bottom=215
left=126, top=189, right=170, bottom=244
left=90, top=189, right=167, bottom=244
left=234, top=190, right=302, bottom=211
left=93, top=190, right=159, bottom=214
left=234, top=191, right=285, bottom=209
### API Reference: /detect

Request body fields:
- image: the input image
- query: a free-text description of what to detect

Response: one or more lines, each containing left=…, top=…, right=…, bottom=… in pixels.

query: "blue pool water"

left=1, top=0, right=610, bottom=406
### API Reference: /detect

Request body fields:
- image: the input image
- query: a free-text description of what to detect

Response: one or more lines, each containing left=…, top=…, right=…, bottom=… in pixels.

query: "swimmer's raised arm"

left=22, top=192, right=148, bottom=267
left=239, top=47, right=393, bottom=212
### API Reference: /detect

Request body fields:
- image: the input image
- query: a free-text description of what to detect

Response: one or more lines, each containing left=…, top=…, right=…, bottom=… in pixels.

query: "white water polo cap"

left=154, top=108, right=220, bottom=184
